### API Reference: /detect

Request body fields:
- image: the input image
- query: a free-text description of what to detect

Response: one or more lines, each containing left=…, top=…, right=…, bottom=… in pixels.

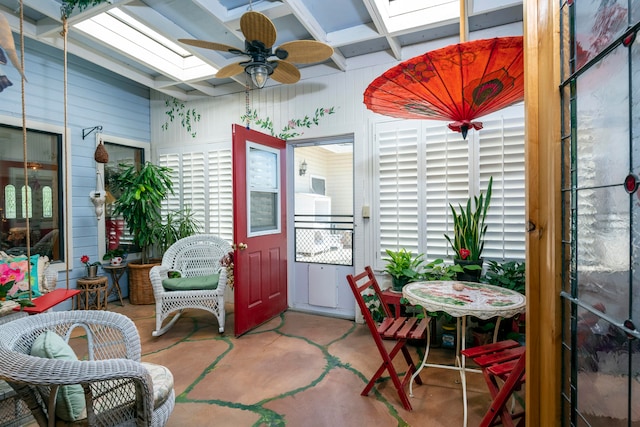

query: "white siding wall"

left=0, top=37, right=150, bottom=304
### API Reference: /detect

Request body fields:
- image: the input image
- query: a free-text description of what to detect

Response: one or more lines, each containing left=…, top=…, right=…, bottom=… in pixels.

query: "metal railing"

left=294, top=214, right=353, bottom=266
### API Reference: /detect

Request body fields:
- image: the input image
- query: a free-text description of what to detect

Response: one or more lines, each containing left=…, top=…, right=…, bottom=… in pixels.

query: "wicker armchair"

left=149, top=234, right=232, bottom=336
left=0, top=311, right=175, bottom=427
left=0, top=312, right=32, bottom=427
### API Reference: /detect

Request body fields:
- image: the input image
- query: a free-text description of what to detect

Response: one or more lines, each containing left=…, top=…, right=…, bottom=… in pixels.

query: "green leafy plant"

left=102, top=247, right=126, bottom=261
left=157, top=207, right=202, bottom=253
left=383, top=248, right=424, bottom=280
left=241, top=107, right=335, bottom=140
left=162, top=98, right=201, bottom=138
left=61, top=0, right=108, bottom=17
left=444, top=176, right=493, bottom=261
left=363, top=293, right=385, bottom=323
left=111, top=162, right=202, bottom=267
left=482, top=260, right=526, bottom=294
left=383, top=248, right=424, bottom=291
left=111, top=162, right=175, bottom=264
left=418, top=258, right=464, bottom=281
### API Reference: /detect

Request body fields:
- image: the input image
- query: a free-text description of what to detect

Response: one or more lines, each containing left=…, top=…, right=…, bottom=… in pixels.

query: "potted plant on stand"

left=444, top=176, right=493, bottom=282
left=103, top=247, right=126, bottom=266
left=383, top=248, right=424, bottom=292
left=111, top=162, right=201, bottom=304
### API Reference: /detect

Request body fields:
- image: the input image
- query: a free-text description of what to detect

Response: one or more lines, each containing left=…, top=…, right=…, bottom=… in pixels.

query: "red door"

left=232, top=124, right=288, bottom=336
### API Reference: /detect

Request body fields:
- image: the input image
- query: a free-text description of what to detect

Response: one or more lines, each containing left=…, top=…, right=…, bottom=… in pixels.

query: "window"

left=0, top=124, right=63, bottom=261
left=104, top=142, right=144, bottom=253
left=310, top=176, right=326, bottom=195
left=375, top=105, right=526, bottom=269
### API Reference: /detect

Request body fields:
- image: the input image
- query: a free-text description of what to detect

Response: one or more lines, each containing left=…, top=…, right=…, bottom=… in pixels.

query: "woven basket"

left=128, top=261, right=160, bottom=305
left=94, top=141, right=109, bottom=163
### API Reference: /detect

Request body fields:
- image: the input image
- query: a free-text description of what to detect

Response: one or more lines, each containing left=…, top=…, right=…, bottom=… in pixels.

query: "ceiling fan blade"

left=278, top=41, right=334, bottom=64
left=240, top=11, right=277, bottom=48
left=271, top=61, right=301, bottom=84
left=179, top=39, right=242, bottom=54
left=216, top=62, right=245, bottom=78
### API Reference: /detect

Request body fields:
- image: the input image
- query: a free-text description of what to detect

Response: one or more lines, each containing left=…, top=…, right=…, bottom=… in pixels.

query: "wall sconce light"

left=299, top=160, right=307, bottom=176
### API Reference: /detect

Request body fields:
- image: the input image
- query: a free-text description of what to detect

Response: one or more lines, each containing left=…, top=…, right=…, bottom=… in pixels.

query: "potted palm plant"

left=444, top=176, right=493, bottom=282
left=111, top=162, right=201, bottom=304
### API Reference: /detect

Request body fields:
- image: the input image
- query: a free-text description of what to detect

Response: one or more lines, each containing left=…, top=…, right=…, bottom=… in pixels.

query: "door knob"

left=233, top=242, right=248, bottom=250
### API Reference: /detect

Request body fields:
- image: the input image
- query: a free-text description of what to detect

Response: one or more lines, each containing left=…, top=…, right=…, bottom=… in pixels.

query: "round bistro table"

left=403, top=281, right=526, bottom=427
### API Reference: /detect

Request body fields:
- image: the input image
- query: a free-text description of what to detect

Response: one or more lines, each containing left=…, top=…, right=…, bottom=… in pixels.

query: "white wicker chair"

left=0, top=311, right=175, bottom=427
left=149, top=234, right=232, bottom=336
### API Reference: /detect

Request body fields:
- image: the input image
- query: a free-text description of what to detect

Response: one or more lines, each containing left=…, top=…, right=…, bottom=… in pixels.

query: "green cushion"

left=30, top=331, right=87, bottom=421
left=162, top=273, right=219, bottom=291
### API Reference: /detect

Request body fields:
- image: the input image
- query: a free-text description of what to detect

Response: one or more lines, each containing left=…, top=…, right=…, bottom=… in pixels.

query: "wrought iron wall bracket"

left=82, top=125, right=103, bottom=140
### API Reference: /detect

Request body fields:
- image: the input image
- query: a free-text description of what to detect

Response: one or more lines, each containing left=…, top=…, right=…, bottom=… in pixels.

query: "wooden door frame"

left=524, top=0, right=562, bottom=425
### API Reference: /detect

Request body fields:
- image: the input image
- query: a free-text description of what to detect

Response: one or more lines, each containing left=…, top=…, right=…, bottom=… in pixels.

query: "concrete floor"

left=109, top=300, right=503, bottom=427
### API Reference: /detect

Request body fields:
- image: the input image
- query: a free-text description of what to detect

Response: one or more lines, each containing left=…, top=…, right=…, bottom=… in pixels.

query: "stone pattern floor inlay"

left=109, top=302, right=501, bottom=426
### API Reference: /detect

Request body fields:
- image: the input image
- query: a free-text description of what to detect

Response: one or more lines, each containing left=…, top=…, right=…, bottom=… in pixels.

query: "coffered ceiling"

left=0, top=0, right=523, bottom=99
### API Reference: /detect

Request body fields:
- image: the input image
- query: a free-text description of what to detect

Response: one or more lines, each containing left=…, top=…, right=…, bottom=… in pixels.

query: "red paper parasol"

left=363, top=36, right=524, bottom=138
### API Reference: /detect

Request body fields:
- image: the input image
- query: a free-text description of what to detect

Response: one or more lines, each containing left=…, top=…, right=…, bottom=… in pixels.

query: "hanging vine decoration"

left=241, top=106, right=335, bottom=141
left=161, top=97, right=201, bottom=138
left=60, top=0, right=108, bottom=17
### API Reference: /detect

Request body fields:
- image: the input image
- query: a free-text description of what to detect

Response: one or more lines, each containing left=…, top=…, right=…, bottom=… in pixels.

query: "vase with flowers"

left=81, top=255, right=101, bottom=278
left=444, top=176, right=493, bottom=282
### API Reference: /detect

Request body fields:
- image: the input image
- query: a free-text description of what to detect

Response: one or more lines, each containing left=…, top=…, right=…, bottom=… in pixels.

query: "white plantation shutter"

left=377, top=121, right=421, bottom=261
left=159, top=153, right=181, bottom=217
left=478, top=115, right=526, bottom=260
left=182, top=152, right=207, bottom=228
left=208, top=150, right=233, bottom=240
left=158, top=145, right=233, bottom=242
left=424, top=122, right=470, bottom=261
left=374, top=105, right=526, bottom=269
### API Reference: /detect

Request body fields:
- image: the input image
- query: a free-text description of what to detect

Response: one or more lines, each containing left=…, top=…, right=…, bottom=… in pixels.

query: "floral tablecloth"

left=403, top=281, right=526, bottom=320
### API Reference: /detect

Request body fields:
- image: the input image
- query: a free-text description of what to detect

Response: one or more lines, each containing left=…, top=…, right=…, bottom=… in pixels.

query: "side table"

left=102, top=263, right=127, bottom=306
left=77, top=276, right=109, bottom=310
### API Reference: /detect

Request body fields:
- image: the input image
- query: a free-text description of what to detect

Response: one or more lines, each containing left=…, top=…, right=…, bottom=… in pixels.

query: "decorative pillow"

left=0, top=254, right=41, bottom=297
left=30, top=331, right=87, bottom=421
left=162, top=274, right=219, bottom=291
left=141, top=362, right=174, bottom=409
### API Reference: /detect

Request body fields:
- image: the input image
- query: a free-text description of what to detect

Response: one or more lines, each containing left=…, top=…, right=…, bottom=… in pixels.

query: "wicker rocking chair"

left=149, top=234, right=232, bottom=336
left=0, top=310, right=175, bottom=427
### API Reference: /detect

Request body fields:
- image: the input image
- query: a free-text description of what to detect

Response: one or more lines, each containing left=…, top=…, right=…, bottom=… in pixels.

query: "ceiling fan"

left=179, top=11, right=333, bottom=89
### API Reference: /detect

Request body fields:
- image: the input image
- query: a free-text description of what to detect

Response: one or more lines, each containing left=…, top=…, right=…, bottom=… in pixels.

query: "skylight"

left=73, top=8, right=218, bottom=82
left=377, top=0, right=459, bottom=33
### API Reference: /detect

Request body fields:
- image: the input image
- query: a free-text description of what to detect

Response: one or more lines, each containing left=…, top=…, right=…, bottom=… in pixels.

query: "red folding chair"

left=461, top=339, right=526, bottom=427
left=346, top=266, right=429, bottom=411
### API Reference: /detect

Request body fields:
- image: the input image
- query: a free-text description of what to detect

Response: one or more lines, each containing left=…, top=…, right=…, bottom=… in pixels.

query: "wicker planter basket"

left=128, top=260, right=161, bottom=305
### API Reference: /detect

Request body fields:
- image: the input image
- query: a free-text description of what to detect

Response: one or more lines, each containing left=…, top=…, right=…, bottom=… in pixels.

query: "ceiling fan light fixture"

left=248, top=64, right=270, bottom=88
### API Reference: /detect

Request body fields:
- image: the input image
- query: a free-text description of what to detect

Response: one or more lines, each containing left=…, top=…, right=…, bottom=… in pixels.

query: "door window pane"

left=250, top=192, right=278, bottom=232
left=247, top=144, right=279, bottom=236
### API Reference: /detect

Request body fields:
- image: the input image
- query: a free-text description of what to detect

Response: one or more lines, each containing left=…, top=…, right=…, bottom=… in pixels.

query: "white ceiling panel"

left=0, top=0, right=523, bottom=99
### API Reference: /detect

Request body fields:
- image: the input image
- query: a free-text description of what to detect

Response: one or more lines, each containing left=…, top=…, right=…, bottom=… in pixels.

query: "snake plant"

left=444, top=176, right=493, bottom=261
